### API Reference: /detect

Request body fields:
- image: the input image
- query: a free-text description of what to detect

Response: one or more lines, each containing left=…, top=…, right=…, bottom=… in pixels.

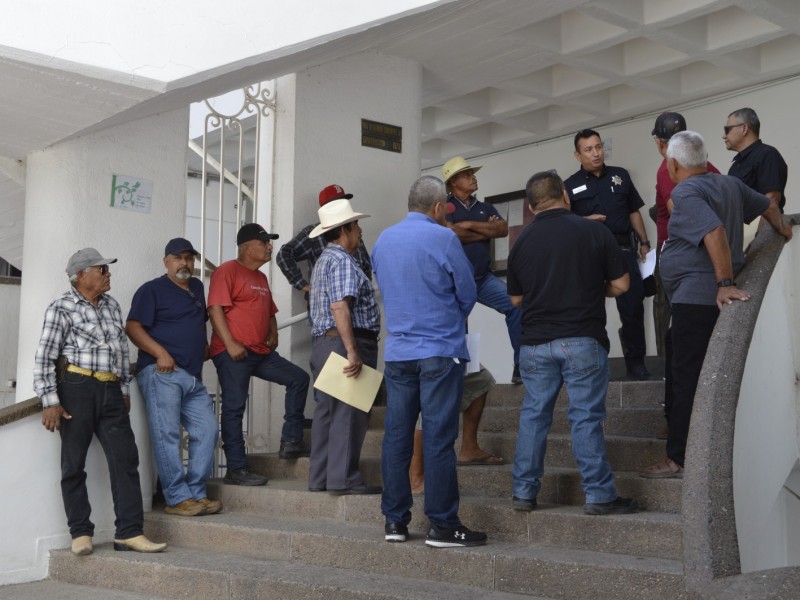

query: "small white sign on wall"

left=110, top=174, right=152, bottom=213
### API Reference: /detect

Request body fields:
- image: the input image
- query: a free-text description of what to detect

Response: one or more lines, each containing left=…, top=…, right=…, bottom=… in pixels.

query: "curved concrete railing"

left=683, top=214, right=800, bottom=599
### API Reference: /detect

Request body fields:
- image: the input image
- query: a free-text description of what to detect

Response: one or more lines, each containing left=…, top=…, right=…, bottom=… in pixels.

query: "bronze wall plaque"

left=361, top=119, right=402, bottom=153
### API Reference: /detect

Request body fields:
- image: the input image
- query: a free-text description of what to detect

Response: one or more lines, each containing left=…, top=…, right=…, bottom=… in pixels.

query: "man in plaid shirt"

left=276, top=184, right=372, bottom=295
left=33, top=247, right=166, bottom=557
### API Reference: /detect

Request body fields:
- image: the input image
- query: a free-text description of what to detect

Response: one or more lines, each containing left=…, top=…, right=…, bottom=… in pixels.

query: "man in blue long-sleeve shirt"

left=372, top=175, right=486, bottom=549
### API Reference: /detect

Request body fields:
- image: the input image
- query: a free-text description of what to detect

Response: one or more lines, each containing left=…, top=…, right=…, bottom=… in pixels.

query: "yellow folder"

left=313, top=352, right=384, bottom=413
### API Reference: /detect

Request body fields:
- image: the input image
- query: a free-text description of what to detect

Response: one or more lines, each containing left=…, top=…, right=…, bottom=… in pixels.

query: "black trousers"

left=58, top=371, right=144, bottom=539
left=665, top=303, right=720, bottom=467
left=616, top=248, right=647, bottom=364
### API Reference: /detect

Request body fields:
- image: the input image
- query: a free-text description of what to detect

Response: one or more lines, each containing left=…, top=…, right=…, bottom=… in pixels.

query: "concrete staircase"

left=48, top=381, right=686, bottom=599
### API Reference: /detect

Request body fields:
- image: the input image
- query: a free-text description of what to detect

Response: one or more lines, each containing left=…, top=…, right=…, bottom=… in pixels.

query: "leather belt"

left=614, top=232, right=633, bottom=247
left=66, top=364, right=119, bottom=382
left=325, top=328, right=379, bottom=341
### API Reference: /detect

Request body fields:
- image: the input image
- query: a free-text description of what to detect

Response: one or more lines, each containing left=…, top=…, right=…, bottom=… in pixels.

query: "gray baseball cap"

left=65, top=248, right=117, bottom=277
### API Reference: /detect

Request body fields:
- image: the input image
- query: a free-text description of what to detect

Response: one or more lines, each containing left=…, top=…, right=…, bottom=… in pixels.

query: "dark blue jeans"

left=58, top=372, right=144, bottom=539
left=213, top=350, right=310, bottom=470
left=476, top=272, right=522, bottom=366
left=381, top=357, right=465, bottom=528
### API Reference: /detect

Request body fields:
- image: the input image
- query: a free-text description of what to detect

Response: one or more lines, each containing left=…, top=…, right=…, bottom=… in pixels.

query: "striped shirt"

left=309, top=243, right=379, bottom=338
left=33, top=287, right=131, bottom=407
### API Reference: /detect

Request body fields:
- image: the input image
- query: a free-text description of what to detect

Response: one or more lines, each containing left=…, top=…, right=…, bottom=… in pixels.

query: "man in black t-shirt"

left=507, top=170, right=637, bottom=517
left=723, top=107, right=787, bottom=216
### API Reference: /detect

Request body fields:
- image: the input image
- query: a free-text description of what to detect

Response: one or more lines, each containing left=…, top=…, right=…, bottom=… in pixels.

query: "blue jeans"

left=381, top=357, right=465, bottom=528
left=137, top=365, right=218, bottom=506
left=512, top=339, right=617, bottom=504
left=476, top=273, right=521, bottom=365
left=213, top=350, right=310, bottom=470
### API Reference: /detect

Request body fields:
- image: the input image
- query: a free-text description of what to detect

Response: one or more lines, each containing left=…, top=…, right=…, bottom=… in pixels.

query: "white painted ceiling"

left=3, top=0, right=800, bottom=269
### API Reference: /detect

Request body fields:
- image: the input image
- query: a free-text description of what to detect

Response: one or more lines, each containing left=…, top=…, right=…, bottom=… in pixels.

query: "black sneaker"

left=223, top=468, right=268, bottom=486
left=511, top=364, right=522, bottom=385
left=583, top=496, right=638, bottom=516
left=384, top=522, right=409, bottom=543
left=425, top=523, right=487, bottom=548
left=279, top=440, right=311, bottom=459
left=512, top=496, right=537, bottom=512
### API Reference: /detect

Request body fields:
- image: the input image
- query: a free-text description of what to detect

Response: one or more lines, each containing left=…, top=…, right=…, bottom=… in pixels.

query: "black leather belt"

left=325, top=328, right=379, bottom=341
left=614, top=232, right=633, bottom=247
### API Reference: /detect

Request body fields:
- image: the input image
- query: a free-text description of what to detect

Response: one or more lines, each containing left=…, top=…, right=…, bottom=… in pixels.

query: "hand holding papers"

left=313, top=352, right=384, bottom=413
left=640, top=249, right=656, bottom=279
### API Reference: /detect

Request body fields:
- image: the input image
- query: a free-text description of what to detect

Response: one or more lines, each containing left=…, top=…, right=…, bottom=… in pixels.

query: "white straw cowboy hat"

left=309, top=199, right=370, bottom=238
left=441, top=156, right=482, bottom=183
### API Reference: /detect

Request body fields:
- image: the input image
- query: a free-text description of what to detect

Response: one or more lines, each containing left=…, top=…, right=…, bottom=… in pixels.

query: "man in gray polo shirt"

left=640, top=131, right=791, bottom=479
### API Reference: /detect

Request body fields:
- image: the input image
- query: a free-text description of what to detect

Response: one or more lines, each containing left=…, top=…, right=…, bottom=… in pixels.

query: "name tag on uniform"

left=572, top=185, right=587, bottom=194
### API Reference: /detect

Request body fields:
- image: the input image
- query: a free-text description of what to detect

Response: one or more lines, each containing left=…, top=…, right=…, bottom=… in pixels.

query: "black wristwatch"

left=717, top=278, right=735, bottom=288
left=640, top=240, right=651, bottom=247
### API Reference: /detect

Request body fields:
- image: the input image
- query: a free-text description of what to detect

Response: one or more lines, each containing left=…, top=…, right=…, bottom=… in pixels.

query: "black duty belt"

left=325, top=328, right=379, bottom=341
left=614, top=232, right=634, bottom=247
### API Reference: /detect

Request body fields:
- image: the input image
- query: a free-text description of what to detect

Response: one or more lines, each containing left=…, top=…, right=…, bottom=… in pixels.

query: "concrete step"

left=368, top=381, right=665, bottom=428
left=0, top=580, right=173, bottom=600
left=49, top=545, right=546, bottom=600
left=202, top=479, right=681, bottom=557
left=132, top=512, right=682, bottom=599
left=467, top=381, right=665, bottom=409
left=358, top=430, right=667, bottom=472
left=369, top=405, right=664, bottom=438
left=240, top=458, right=682, bottom=513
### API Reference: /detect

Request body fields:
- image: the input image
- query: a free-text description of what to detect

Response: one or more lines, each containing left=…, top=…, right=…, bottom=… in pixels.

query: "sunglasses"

left=723, top=123, right=745, bottom=135
left=93, top=265, right=110, bottom=275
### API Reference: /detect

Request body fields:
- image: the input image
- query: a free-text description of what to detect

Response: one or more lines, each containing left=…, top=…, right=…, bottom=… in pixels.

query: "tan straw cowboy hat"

left=441, top=156, right=482, bottom=183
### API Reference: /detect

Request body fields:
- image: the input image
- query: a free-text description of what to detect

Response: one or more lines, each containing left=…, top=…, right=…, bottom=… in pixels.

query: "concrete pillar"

left=15, top=107, right=190, bottom=540
left=259, top=50, right=423, bottom=448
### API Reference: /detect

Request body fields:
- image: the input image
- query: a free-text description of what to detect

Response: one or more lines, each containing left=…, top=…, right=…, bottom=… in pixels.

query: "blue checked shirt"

left=309, top=243, right=379, bottom=338
left=276, top=223, right=372, bottom=291
left=33, top=287, right=131, bottom=407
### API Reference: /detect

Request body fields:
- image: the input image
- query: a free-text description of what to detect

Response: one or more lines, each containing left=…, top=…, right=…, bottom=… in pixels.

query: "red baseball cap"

left=319, top=184, right=353, bottom=206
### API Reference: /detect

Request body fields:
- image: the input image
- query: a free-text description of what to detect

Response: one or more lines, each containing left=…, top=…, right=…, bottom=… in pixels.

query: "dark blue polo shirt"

left=728, top=139, right=787, bottom=211
left=446, top=194, right=503, bottom=280
left=564, top=165, right=644, bottom=235
left=127, top=275, right=208, bottom=379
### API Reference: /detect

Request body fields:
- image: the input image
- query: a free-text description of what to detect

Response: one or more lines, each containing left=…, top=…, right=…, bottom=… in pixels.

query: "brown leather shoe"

left=198, top=497, right=223, bottom=515
left=639, top=457, right=684, bottom=479
left=164, top=498, right=205, bottom=517
left=113, top=535, right=167, bottom=553
left=71, top=535, right=93, bottom=556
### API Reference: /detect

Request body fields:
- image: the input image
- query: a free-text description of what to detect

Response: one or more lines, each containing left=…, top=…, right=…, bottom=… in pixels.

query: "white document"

left=466, top=332, right=481, bottom=374
left=640, top=250, right=657, bottom=279
left=313, top=352, right=383, bottom=413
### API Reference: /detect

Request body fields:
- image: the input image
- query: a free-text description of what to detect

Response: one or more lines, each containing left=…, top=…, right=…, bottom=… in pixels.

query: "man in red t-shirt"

left=651, top=113, right=719, bottom=438
left=208, top=223, right=310, bottom=486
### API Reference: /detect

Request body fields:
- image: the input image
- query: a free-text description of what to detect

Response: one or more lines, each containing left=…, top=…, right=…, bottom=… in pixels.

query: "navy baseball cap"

left=164, top=237, right=200, bottom=257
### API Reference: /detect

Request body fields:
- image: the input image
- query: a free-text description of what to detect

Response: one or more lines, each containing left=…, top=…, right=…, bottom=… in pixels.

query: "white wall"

left=267, top=51, right=422, bottom=447
left=0, top=281, right=20, bottom=407
left=735, top=240, right=800, bottom=572
left=425, top=76, right=800, bottom=382
left=6, top=107, right=190, bottom=584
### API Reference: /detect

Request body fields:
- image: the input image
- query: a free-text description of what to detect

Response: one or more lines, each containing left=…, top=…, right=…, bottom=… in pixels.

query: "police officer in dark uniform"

left=564, top=129, right=653, bottom=381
